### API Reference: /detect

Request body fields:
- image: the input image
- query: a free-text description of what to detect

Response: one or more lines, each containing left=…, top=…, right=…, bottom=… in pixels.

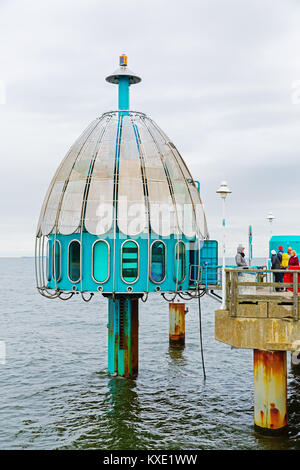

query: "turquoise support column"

left=118, top=76, right=129, bottom=111
left=106, top=54, right=141, bottom=114
left=108, top=296, right=139, bottom=378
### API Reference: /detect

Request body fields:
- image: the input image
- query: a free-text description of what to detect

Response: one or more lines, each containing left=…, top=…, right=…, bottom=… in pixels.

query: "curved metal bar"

left=34, top=236, right=40, bottom=289
left=79, top=115, right=112, bottom=293
left=131, top=114, right=151, bottom=296
left=37, top=235, right=43, bottom=289
left=162, top=292, right=178, bottom=302
left=58, top=291, right=75, bottom=301
left=81, top=292, right=94, bottom=302
left=149, top=118, right=202, bottom=290
left=41, top=120, right=100, bottom=237
left=101, top=110, right=147, bottom=118
left=189, top=289, right=206, bottom=299
left=140, top=116, right=181, bottom=293
left=178, top=291, right=193, bottom=300
left=41, top=235, right=48, bottom=288
left=112, top=112, right=124, bottom=297
left=150, top=117, right=202, bottom=237
left=50, top=120, right=101, bottom=239
left=37, top=287, right=60, bottom=299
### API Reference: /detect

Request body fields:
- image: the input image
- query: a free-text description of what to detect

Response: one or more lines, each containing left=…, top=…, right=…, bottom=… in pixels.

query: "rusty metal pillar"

left=169, top=303, right=185, bottom=346
left=253, top=349, right=287, bottom=433
left=107, top=295, right=139, bottom=378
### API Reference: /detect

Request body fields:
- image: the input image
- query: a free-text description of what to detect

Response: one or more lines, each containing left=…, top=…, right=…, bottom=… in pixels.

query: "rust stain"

left=169, top=334, right=185, bottom=341
left=169, top=303, right=185, bottom=344
left=270, top=403, right=280, bottom=429
left=254, top=350, right=287, bottom=431
left=254, top=350, right=286, bottom=378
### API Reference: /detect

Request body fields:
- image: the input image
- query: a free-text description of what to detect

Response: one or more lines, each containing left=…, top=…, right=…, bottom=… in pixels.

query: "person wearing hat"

left=271, top=249, right=281, bottom=291
left=277, top=246, right=283, bottom=264
left=235, top=244, right=247, bottom=268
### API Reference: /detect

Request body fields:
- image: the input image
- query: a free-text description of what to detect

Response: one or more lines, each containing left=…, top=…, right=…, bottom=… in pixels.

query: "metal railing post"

left=293, top=271, right=298, bottom=321
left=231, top=270, right=238, bottom=317
left=225, top=269, right=230, bottom=311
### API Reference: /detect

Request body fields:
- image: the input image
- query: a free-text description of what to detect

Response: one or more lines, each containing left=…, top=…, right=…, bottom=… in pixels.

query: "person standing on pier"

left=277, top=246, right=285, bottom=284
left=288, top=250, right=299, bottom=267
left=271, top=249, right=281, bottom=291
left=277, top=246, right=283, bottom=265
left=281, top=249, right=289, bottom=269
left=235, top=245, right=247, bottom=268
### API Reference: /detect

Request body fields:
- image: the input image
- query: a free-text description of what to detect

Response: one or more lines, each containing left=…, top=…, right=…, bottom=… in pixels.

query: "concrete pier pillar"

left=253, top=349, right=287, bottom=433
left=169, top=302, right=185, bottom=346
left=107, top=295, right=139, bottom=378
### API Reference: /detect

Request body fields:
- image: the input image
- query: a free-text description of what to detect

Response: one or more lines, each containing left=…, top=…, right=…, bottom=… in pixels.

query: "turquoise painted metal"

left=249, top=225, right=253, bottom=265
left=198, top=240, right=218, bottom=286
left=269, top=235, right=300, bottom=257
left=118, top=76, right=129, bottom=111
left=47, top=232, right=200, bottom=294
left=35, top=54, right=212, bottom=378
left=107, top=295, right=139, bottom=377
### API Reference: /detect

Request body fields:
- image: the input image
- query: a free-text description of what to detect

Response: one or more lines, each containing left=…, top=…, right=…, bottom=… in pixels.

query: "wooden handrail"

left=225, top=268, right=298, bottom=273
left=226, top=267, right=300, bottom=320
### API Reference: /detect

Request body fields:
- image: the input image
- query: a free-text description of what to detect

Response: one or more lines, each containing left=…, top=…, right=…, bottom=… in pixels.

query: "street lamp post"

left=266, top=211, right=275, bottom=273
left=267, top=211, right=275, bottom=237
left=216, top=181, right=232, bottom=310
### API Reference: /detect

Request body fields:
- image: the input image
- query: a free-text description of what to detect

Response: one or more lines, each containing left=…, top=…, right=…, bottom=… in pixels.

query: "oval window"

left=175, top=241, right=186, bottom=283
left=150, top=241, right=166, bottom=283
left=52, top=240, right=61, bottom=282
left=92, top=240, right=110, bottom=283
left=68, top=240, right=81, bottom=283
left=121, top=240, right=139, bottom=283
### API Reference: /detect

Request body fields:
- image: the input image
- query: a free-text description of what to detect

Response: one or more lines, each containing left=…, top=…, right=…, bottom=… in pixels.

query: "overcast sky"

left=1, top=0, right=300, bottom=257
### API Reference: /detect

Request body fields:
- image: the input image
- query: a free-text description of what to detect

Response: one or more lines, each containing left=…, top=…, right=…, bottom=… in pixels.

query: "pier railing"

left=225, top=268, right=300, bottom=320
left=193, top=264, right=266, bottom=289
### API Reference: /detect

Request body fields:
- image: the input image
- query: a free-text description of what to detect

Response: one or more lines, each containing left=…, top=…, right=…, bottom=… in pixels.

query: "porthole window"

left=121, top=240, right=139, bottom=283
left=52, top=240, right=61, bottom=282
left=175, top=241, right=186, bottom=283
left=150, top=241, right=166, bottom=283
left=92, top=240, right=110, bottom=283
left=68, top=240, right=81, bottom=283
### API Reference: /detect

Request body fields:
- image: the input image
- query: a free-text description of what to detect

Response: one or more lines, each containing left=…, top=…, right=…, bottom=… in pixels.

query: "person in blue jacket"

left=271, top=249, right=281, bottom=292
left=277, top=245, right=284, bottom=284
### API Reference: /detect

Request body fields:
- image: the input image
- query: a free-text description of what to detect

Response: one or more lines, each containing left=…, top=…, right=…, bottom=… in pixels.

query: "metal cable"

left=197, top=285, right=206, bottom=380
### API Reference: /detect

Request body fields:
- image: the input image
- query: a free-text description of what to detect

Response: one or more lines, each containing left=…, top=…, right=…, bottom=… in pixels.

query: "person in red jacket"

left=289, top=250, right=300, bottom=266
